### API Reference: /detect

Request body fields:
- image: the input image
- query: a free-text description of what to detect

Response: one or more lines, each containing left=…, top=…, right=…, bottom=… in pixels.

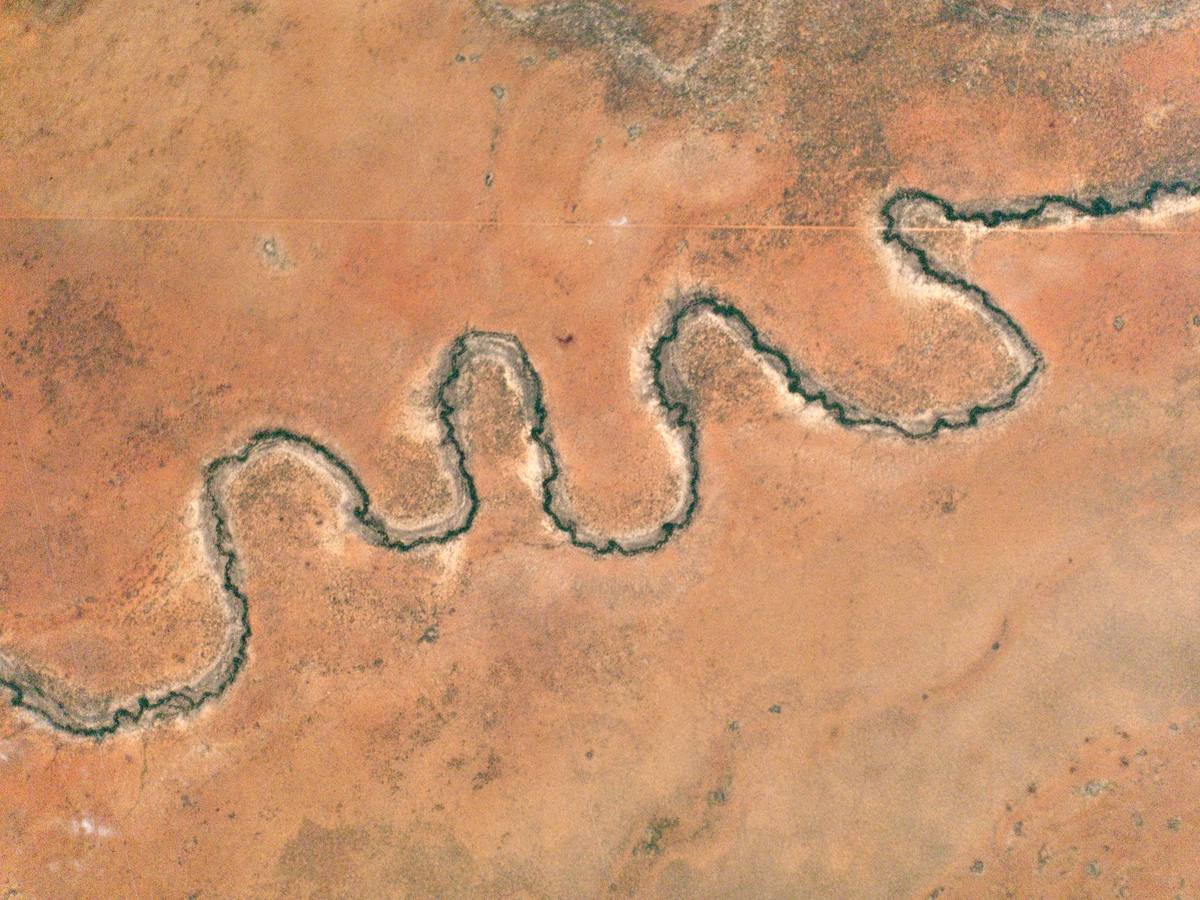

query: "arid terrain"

left=4, top=0, right=1200, bottom=896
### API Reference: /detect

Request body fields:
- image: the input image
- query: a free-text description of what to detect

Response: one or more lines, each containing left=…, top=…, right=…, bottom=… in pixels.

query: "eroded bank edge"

left=10, top=178, right=1187, bottom=737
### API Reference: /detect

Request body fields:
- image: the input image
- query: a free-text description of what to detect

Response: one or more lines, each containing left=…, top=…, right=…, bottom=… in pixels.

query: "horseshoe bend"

left=12, top=177, right=1200, bottom=736
left=7, top=0, right=1200, bottom=896
left=0, top=178, right=1059, bottom=737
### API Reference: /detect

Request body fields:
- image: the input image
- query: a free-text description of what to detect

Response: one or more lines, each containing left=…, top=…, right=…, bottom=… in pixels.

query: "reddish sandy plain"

left=5, top=0, right=1200, bottom=896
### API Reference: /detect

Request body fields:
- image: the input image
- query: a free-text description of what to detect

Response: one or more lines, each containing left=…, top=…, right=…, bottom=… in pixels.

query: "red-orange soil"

left=4, top=0, right=1200, bottom=896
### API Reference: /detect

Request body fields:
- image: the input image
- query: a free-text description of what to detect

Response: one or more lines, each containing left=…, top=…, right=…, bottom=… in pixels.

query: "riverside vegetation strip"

left=6, top=180, right=1196, bottom=738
